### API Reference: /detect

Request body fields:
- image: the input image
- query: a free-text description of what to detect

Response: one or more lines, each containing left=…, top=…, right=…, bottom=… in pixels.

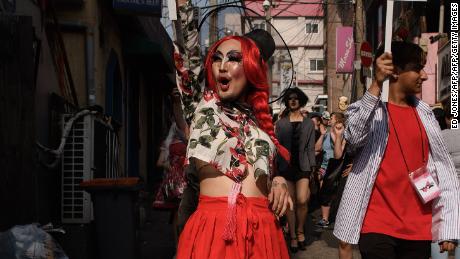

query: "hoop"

left=197, top=4, right=294, bottom=104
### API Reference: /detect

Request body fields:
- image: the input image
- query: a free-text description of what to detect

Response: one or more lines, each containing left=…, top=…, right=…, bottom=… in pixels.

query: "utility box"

left=61, top=114, right=122, bottom=224
left=81, top=178, right=141, bottom=259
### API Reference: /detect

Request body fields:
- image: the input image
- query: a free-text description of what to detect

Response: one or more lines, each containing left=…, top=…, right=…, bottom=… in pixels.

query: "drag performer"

left=173, top=0, right=292, bottom=258
left=275, top=87, right=316, bottom=252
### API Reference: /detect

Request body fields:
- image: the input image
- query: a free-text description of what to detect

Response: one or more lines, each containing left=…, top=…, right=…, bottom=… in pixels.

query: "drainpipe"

left=439, top=0, right=444, bottom=33
left=86, top=27, right=96, bottom=106
left=57, top=21, right=96, bottom=106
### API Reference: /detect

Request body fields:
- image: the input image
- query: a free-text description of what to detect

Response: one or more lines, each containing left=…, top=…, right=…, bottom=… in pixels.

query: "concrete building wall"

left=248, top=17, right=324, bottom=47
left=16, top=1, right=61, bottom=146
left=224, top=13, right=242, bottom=35
left=271, top=45, right=324, bottom=95
left=419, top=33, right=439, bottom=105
left=229, top=2, right=326, bottom=112
left=61, top=32, right=87, bottom=105
left=300, top=48, right=324, bottom=81
left=56, top=2, right=127, bottom=173
left=57, top=2, right=125, bottom=108
left=244, top=1, right=323, bottom=17
left=271, top=15, right=325, bottom=110
left=272, top=17, right=324, bottom=47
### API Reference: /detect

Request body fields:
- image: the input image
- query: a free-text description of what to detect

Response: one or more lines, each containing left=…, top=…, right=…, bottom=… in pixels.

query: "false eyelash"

left=211, top=53, right=222, bottom=61
left=227, top=53, right=243, bottom=62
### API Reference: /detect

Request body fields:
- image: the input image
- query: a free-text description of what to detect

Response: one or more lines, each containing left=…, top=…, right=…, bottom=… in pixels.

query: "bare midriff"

left=192, top=158, right=269, bottom=197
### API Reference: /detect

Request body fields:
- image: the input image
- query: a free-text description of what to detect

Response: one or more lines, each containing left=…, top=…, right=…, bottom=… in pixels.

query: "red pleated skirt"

left=176, top=194, right=289, bottom=259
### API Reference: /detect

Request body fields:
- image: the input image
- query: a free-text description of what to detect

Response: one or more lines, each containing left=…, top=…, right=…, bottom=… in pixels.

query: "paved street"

left=291, top=230, right=361, bottom=259
left=290, top=209, right=361, bottom=259
left=292, top=233, right=361, bottom=259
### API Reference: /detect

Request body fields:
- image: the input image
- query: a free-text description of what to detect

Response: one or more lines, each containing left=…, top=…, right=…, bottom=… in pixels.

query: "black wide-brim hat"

left=244, top=29, right=275, bottom=62
left=282, top=87, right=309, bottom=107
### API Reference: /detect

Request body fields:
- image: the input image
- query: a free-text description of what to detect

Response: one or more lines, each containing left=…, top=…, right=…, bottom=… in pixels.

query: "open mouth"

left=218, top=77, right=231, bottom=91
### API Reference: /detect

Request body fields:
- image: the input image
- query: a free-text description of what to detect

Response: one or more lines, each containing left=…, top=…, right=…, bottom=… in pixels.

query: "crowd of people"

left=151, top=0, right=460, bottom=258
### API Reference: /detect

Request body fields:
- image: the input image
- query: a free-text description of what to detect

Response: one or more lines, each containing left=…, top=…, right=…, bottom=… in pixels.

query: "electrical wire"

left=288, top=4, right=324, bottom=80
left=246, top=3, right=325, bottom=89
left=196, top=0, right=339, bottom=102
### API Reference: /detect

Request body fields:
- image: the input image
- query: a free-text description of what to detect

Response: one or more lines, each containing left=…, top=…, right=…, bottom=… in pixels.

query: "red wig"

left=204, top=36, right=290, bottom=163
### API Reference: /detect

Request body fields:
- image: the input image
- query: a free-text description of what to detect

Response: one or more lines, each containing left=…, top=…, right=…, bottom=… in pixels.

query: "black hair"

left=281, top=87, right=309, bottom=108
left=309, top=112, right=322, bottom=120
left=374, top=41, right=426, bottom=72
left=272, top=113, right=279, bottom=123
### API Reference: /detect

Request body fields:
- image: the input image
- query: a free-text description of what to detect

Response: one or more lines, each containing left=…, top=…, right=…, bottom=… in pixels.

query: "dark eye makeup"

left=212, top=50, right=242, bottom=63
left=212, top=53, right=223, bottom=62
left=227, top=51, right=243, bottom=62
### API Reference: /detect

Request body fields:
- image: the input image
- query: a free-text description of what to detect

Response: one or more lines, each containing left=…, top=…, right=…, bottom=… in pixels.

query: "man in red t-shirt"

left=333, top=41, right=460, bottom=259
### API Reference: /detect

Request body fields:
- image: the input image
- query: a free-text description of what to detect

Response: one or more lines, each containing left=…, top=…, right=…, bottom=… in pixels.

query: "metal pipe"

left=86, top=27, right=96, bottom=106
left=57, top=21, right=96, bottom=106
left=439, top=0, right=444, bottom=33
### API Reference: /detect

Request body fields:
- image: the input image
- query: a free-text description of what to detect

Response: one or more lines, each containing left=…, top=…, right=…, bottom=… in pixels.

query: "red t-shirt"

left=361, top=103, right=432, bottom=240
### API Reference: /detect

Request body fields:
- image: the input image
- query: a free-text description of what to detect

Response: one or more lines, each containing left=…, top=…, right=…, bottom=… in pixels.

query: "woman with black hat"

left=172, top=0, right=293, bottom=258
left=275, top=87, right=316, bottom=252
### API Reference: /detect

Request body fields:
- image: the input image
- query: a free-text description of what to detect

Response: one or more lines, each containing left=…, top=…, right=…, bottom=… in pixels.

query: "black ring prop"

left=197, top=4, right=294, bottom=104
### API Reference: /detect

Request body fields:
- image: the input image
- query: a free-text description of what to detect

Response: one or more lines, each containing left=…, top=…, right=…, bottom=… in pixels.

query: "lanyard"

left=387, top=104, right=426, bottom=173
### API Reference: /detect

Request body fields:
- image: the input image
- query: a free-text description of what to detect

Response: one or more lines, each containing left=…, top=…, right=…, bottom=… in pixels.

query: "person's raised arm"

left=173, top=0, right=204, bottom=125
left=344, top=52, right=393, bottom=152
left=332, top=122, right=346, bottom=159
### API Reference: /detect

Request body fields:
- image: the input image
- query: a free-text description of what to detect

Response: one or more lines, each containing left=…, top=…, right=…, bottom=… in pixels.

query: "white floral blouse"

left=174, top=3, right=276, bottom=184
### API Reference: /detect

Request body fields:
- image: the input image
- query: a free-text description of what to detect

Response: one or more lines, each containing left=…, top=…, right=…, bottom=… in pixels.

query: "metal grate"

left=61, top=115, right=92, bottom=223
left=61, top=114, right=122, bottom=223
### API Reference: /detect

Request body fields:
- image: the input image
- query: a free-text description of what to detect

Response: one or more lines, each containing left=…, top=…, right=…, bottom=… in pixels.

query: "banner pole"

left=382, top=0, right=394, bottom=102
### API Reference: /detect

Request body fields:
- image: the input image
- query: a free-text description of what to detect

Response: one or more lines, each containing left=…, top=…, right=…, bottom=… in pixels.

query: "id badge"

left=408, top=165, right=441, bottom=204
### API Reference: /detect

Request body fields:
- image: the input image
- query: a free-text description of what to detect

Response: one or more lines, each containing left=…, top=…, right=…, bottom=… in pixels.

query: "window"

left=254, top=22, right=266, bottom=30
left=310, top=59, right=324, bottom=71
left=317, top=99, right=327, bottom=106
left=305, top=23, right=318, bottom=33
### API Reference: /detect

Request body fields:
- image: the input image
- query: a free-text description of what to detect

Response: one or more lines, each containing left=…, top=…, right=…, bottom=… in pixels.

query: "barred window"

left=305, top=23, right=319, bottom=34
left=310, top=59, right=324, bottom=71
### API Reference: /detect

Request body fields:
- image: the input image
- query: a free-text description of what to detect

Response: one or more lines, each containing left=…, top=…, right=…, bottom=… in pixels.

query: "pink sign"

left=336, top=27, right=355, bottom=73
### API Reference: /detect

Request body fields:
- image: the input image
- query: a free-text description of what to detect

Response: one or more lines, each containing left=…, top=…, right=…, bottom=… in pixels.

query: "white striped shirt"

left=333, top=91, right=460, bottom=244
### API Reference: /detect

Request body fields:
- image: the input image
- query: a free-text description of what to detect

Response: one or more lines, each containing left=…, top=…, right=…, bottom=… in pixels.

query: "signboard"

left=113, top=0, right=162, bottom=16
left=360, top=42, right=373, bottom=68
left=336, top=27, right=355, bottom=73
left=280, top=62, right=293, bottom=94
left=437, top=42, right=451, bottom=101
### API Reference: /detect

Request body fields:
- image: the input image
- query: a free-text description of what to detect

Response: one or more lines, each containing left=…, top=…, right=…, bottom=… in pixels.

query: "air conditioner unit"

left=61, top=114, right=121, bottom=223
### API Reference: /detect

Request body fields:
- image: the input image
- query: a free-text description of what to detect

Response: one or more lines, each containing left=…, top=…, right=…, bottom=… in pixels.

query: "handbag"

left=319, top=154, right=348, bottom=206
